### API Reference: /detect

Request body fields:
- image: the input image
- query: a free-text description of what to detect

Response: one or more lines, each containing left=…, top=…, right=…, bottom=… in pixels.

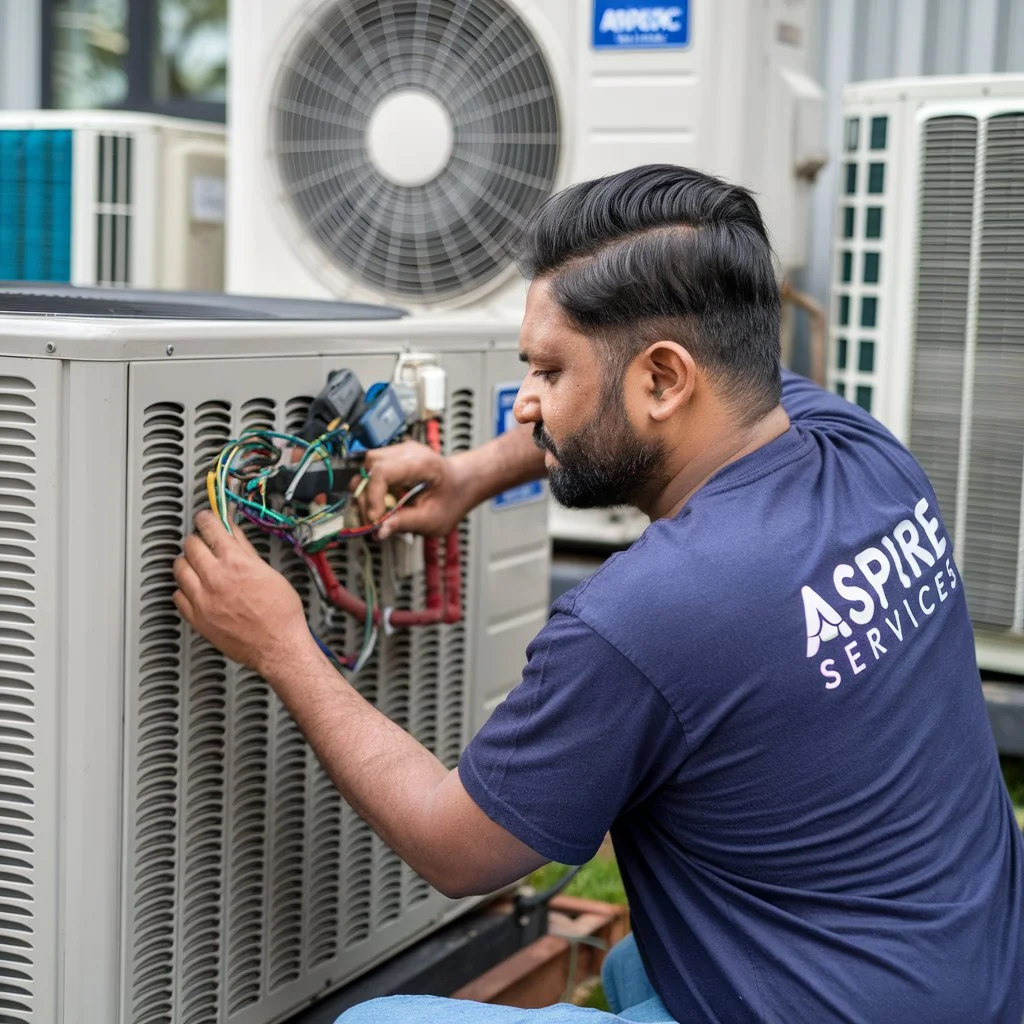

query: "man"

left=175, top=165, right=1023, bottom=1022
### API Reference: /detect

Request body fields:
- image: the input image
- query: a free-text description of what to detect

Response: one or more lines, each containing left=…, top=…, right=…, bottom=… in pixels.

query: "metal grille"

left=908, top=116, right=978, bottom=542
left=127, top=379, right=476, bottom=1022
left=962, top=113, right=1024, bottom=630
left=272, top=0, right=560, bottom=302
left=95, top=134, right=133, bottom=286
left=0, top=130, right=73, bottom=282
left=0, top=376, right=40, bottom=1024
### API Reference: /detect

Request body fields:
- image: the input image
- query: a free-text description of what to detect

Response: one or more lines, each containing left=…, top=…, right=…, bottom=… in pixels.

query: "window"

left=838, top=295, right=850, bottom=327
left=865, top=207, right=883, bottom=239
left=845, top=163, right=858, bottom=195
left=868, top=163, right=885, bottom=193
left=836, top=381, right=847, bottom=398
left=855, top=385, right=873, bottom=412
left=845, top=117, right=860, bottom=152
left=870, top=116, right=888, bottom=150
left=858, top=340, right=875, bottom=373
left=48, top=0, right=129, bottom=109
left=860, top=296, right=877, bottom=328
left=43, top=0, right=226, bottom=121
left=841, top=251, right=853, bottom=283
left=843, top=207, right=856, bottom=239
left=863, top=251, right=880, bottom=284
left=836, top=337, right=848, bottom=370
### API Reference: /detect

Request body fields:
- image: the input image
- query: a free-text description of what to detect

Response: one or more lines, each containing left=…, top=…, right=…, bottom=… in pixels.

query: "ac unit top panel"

left=844, top=74, right=1024, bottom=106
left=0, top=285, right=406, bottom=322
left=0, top=308, right=522, bottom=363
left=0, top=108, right=226, bottom=137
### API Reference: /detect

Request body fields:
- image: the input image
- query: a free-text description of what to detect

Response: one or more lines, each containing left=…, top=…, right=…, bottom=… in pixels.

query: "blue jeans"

left=335, top=934, right=676, bottom=1023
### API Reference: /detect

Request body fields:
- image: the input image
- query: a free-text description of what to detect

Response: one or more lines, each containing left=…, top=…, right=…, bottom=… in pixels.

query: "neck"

left=638, top=403, right=791, bottom=521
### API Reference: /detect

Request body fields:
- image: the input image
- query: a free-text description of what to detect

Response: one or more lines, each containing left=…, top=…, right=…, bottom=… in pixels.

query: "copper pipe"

left=782, top=280, right=827, bottom=387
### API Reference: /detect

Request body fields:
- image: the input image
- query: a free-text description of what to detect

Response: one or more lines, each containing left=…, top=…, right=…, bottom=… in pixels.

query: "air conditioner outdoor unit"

left=0, top=111, right=226, bottom=291
left=227, top=0, right=824, bottom=548
left=0, top=288, right=549, bottom=1024
left=827, top=74, right=1024, bottom=677
left=227, top=0, right=824, bottom=308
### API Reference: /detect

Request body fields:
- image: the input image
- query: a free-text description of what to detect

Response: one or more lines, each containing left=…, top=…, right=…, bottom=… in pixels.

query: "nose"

left=513, top=377, right=541, bottom=425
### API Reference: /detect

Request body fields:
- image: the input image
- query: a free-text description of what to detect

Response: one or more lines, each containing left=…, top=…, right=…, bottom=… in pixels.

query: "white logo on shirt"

left=800, top=498, right=957, bottom=689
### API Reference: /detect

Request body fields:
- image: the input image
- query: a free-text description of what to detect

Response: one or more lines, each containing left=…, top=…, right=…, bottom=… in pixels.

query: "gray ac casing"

left=0, top=312, right=549, bottom=1023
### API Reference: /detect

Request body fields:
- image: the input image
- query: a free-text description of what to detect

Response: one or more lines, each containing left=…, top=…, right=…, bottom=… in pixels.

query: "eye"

left=533, top=368, right=561, bottom=383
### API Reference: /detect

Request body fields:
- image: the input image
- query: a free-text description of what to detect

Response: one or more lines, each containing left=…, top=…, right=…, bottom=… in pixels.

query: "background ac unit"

left=227, top=0, right=824, bottom=316
left=0, top=290, right=549, bottom=1024
left=0, top=111, right=225, bottom=291
left=827, top=74, right=1024, bottom=677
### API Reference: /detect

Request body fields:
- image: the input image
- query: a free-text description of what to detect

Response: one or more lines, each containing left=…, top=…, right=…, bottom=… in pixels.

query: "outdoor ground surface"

left=527, top=757, right=1024, bottom=1010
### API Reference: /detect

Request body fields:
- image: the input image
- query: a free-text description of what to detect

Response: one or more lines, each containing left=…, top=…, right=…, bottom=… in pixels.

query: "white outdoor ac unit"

left=227, top=0, right=824, bottom=315
left=828, top=74, right=1024, bottom=676
left=0, top=111, right=226, bottom=291
left=0, top=289, right=549, bottom=1024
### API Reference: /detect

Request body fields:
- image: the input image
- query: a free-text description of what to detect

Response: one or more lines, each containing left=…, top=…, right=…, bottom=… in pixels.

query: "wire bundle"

left=206, top=422, right=457, bottom=677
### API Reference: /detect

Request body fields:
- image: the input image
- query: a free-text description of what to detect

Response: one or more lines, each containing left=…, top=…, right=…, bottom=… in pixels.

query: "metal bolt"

left=166, top=344, right=175, bottom=356
left=45, top=342, right=55, bottom=354
left=518, top=914, right=531, bottom=927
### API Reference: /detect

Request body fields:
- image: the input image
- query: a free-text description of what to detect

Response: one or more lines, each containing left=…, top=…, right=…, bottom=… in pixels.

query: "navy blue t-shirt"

left=460, top=371, right=1024, bottom=1023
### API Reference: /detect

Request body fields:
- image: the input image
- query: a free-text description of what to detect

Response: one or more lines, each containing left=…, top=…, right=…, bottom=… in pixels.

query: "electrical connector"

left=419, top=365, right=447, bottom=418
left=352, top=384, right=408, bottom=448
left=300, top=368, right=367, bottom=441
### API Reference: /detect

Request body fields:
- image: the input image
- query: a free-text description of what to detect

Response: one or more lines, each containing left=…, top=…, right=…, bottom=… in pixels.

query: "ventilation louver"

left=271, top=0, right=561, bottom=302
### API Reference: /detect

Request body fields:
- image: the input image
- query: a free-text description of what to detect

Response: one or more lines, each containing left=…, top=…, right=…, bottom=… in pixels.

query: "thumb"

left=377, top=503, right=435, bottom=540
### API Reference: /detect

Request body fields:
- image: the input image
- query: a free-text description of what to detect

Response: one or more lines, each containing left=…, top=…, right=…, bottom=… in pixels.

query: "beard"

left=533, top=387, right=667, bottom=510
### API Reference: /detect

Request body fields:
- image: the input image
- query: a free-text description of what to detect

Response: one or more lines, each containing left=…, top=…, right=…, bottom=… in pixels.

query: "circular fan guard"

left=272, top=0, right=561, bottom=303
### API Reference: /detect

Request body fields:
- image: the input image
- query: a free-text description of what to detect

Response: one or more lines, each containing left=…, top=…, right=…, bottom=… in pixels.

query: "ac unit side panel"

left=60, top=361, right=129, bottom=1023
left=471, top=349, right=550, bottom=734
left=0, top=357, right=63, bottom=1024
left=121, top=351, right=490, bottom=1024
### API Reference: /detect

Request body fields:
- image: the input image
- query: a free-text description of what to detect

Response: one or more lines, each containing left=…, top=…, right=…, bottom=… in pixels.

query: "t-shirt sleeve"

left=458, top=611, right=688, bottom=865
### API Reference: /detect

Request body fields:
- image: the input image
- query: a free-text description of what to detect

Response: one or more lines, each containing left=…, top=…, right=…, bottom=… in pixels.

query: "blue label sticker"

left=493, top=384, right=545, bottom=509
left=592, top=1, right=689, bottom=48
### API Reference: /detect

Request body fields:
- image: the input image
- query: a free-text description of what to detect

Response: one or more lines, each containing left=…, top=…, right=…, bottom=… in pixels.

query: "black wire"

left=515, top=865, right=582, bottom=910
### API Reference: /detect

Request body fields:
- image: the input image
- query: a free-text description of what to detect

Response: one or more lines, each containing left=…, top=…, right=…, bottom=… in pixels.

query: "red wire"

left=310, top=418, right=463, bottom=630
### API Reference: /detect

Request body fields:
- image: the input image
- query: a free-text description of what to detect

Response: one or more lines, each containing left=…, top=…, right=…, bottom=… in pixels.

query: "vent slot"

left=908, top=116, right=978, bottom=542
left=961, top=113, right=1024, bottom=630
left=95, top=134, right=133, bottom=286
left=0, top=376, right=37, bottom=1024
left=0, top=130, right=73, bottom=283
left=128, top=402, right=186, bottom=1024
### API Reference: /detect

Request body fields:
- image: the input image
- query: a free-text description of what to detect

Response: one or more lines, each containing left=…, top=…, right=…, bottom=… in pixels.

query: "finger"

left=173, top=588, right=196, bottom=628
left=362, top=470, right=391, bottom=523
left=183, top=534, right=217, bottom=580
left=377, top=503, right=436, bottom=540
left=173, top=554, right=203, bottom=604
left=194, top=509, right=231, bottom=556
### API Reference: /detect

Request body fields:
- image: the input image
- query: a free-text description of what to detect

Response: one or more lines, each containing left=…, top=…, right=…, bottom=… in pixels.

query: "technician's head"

left=512, top=163, right=782, bottom=512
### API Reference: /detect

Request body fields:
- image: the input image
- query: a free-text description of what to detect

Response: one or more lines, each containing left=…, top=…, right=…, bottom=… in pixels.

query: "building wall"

left=805, top=0, right=1024, bottom=310
left=0, top=0, right=41, bottom=110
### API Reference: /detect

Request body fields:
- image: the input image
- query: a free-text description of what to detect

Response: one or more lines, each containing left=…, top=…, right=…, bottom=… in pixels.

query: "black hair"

left=515, top=164, right=782, bottom=421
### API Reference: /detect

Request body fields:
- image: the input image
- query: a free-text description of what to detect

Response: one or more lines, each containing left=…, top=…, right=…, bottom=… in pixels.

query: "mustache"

left=533, top=423, right=558, bottom=457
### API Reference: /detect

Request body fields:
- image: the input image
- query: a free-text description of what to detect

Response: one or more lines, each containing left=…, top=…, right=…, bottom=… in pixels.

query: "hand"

left=173, top=510, right=314, bottom=676
left=359, top=441, right=473, bottom=539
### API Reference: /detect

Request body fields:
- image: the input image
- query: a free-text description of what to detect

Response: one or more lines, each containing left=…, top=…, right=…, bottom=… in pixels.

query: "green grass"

left=1002, top=756, right=1024, bottom=829
left=527, top=853, right=627, bottom=906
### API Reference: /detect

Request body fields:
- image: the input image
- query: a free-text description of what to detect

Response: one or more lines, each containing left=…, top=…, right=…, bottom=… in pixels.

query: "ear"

left=637, top=341, right=697, bottom=423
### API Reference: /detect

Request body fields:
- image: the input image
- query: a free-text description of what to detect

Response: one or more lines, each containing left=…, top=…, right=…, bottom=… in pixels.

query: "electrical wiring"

left=206, top=412, right=460, bottom=677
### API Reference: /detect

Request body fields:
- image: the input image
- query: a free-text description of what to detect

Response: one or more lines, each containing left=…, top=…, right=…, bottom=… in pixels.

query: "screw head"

left=166, top=344, right=175, bottom=356
left=45, top=342, right=56, bottom=354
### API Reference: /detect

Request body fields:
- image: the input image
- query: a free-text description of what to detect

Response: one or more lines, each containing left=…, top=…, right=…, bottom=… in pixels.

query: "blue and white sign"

left=493, top=384, right=544, bottom=509
left=592, top=1, right=689, bottom=49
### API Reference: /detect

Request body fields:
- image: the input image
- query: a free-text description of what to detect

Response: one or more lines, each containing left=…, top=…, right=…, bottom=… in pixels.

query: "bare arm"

left=362, top=422, right=547, bottom=538
left=173, top=512, right=548, bottom=898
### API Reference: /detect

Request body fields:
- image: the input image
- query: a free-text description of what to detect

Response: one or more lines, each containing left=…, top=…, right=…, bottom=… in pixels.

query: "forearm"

left=451, top=423, right=547, bottom=507
left=261, top=639, right=458, bottom=891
